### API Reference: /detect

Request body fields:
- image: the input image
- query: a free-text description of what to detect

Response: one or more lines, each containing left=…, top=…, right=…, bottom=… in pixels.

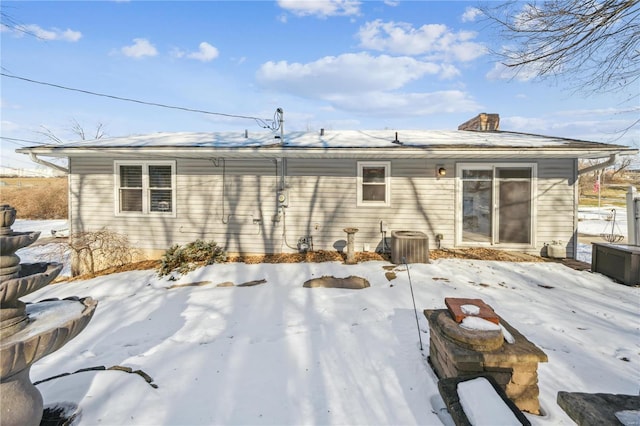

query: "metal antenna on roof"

left=277, top=108, right=284, bottom=139
left=403, top=257, right=424, bottom=351
left=392, top=131, right=401, bottom=145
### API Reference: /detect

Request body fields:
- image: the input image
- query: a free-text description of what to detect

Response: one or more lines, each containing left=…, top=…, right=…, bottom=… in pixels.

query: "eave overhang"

left=16, top=145, right=638, bottom=160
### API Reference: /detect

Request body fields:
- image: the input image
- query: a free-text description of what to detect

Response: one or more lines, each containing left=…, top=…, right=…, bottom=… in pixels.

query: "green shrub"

left=158, top=239, right=227, bottom=277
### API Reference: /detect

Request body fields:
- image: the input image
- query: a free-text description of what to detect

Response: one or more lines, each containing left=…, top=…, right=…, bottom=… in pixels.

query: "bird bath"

left=343, top=227, right=359, bottom=264
left=0, top=204, right=97, bottom=426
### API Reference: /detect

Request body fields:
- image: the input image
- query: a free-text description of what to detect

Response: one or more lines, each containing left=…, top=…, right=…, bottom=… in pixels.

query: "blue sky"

left=1, top=0, right=638, bottom=170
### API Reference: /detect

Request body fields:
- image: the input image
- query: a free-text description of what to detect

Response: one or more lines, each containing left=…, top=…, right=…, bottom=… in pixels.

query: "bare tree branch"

left=37, top=121, right=107, bottom=144
left=482, top=0, right=640, bottom=93
left=37, top=126, right=65, bottom=144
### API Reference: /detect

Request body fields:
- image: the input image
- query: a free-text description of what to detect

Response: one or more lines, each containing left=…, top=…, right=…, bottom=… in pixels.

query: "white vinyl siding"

left=536, top=158, right=577, bottom=257
left=68, top=156, right=579, bottom=259
left=283, top=158, right=454, bottom=254
left=114, top=161, right=176, bottom=217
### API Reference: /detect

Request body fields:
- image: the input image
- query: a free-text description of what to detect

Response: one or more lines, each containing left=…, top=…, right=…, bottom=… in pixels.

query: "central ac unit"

left=391, top=230, right=430, bottom=264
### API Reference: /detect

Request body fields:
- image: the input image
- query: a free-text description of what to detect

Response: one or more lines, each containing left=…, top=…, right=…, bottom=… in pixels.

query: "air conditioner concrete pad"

left=303, top=276, right=370, bottom=289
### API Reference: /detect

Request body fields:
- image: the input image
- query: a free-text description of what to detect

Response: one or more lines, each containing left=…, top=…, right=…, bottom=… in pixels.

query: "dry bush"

left=0, top=177, right=68, bottom=219
left=65, top=230, right=139, bottom=276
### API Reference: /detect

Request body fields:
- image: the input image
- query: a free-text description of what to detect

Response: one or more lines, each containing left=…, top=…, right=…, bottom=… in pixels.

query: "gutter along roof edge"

left=16, top=144, right=638, bottom=160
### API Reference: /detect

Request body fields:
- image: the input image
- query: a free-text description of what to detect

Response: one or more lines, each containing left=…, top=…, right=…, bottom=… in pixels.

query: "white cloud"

left=7, top=24, right=81, bottom=42
left=502, top=110, right=639, bottom=147
left=485, top=61, right=537, bottom=82
left=186, top=42, right=219, bottom=62
left=170, top=47, right=186, bottom=59
left=439, top=63, right=461, bottom=79
left=233, top=56, right=247, bottom=65
left=1, top=121, right=21, bottom=132
left=121, top=38, right=158, bottom=58
left=449, top=42, right=487, bottom=62
left=277, top=0, right=361, bottom=17
left=357, top=20, right=485, bottom=62
left=1, top=98, right=21, bottom=110
left=513, top=4, right=544, bottom=31
left=257, top=52, right=440, bottom=96
left=461, top=7, right=482, bottom=23
left=327, top=90, right=481, bottom=116
left=256, top=52, right=481, bottom=116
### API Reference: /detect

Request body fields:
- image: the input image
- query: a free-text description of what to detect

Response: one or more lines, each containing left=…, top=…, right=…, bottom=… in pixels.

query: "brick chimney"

left=458, top=113, right=500, bottom=131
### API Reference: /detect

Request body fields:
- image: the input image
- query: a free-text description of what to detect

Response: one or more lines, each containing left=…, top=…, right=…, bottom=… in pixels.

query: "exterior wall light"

left=437, top=166, right=447, bottom=177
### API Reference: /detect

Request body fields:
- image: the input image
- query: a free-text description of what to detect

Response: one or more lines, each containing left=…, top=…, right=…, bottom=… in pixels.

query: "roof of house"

left=17, top=129, right=637, bottom=160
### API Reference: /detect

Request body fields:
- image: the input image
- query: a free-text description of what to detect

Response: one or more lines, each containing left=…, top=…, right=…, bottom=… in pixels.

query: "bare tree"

left=482, top=1, right=640, bottom=95
left=38, top=119, right=106, bottom=144
left=610, top=156, right=634, bottom=179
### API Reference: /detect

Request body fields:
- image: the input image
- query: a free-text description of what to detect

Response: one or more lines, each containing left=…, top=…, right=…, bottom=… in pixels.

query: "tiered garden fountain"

left=0, top=204, right=97, bottom=426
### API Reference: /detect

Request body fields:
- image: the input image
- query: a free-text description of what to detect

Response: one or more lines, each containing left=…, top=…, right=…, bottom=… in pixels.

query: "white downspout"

left=28, top=153, right=69, bottom=174
left=577, top=154, right=618, bottom=176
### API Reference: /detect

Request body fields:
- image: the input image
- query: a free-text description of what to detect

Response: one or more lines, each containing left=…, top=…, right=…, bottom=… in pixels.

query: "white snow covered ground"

left=9, top=209, right=639, bottom=425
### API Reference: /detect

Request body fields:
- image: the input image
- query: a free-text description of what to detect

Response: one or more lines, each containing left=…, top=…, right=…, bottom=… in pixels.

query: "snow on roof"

left=38, top=129, right=622, bottom=150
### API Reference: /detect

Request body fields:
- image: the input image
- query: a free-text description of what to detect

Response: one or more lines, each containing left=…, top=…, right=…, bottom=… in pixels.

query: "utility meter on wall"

left=277, top=190, right=289, bottom=207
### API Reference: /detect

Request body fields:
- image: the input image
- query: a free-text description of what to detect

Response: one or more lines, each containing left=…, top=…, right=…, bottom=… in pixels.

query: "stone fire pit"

left=425, top=298, right=548, bottom=415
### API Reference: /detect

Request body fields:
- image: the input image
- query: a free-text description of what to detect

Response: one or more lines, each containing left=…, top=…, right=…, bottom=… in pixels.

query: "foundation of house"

left=425, top=307, right=548, bottom=415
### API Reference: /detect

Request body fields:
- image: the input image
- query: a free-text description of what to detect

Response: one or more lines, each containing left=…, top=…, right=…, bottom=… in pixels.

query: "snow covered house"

left=17, top=114, right=637, bottom=270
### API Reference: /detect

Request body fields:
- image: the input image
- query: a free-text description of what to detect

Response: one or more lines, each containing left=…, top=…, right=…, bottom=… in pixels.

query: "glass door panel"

left=497, top=168, right=532, bottom=244
left=462, top=170, right=492, bottom=243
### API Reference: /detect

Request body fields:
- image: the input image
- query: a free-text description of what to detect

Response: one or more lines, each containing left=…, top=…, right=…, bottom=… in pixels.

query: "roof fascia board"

left=17, top=146, right=637, bottom=160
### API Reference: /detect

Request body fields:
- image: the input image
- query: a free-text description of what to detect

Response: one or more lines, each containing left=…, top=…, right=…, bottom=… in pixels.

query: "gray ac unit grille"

left=391, top=230, right=430, bottom=264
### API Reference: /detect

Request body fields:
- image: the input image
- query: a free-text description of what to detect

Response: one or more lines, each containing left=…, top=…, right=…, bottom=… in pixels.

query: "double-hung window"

left=115, top=161, right=176, bottom=216
left=357, top=161, right=391, bottom=207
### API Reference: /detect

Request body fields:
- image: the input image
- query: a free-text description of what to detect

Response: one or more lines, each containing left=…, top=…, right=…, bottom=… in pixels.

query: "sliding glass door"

left=459, top=164, right=535, bottom=246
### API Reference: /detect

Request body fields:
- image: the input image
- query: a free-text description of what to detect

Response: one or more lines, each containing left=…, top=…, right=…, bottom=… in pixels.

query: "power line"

left=0, top=72, right=281, bottom=130
left=1, top=136, right=46, bottom=147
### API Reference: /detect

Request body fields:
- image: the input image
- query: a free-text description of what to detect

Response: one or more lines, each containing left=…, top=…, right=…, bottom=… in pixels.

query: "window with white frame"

left=357, top=161, right=391, bottom=206
left=115, top=161, right=176, bottom=215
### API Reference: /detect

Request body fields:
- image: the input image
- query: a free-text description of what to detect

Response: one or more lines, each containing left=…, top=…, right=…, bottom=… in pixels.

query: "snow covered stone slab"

left=557, top=391, right=640, bottom=426
left=438, top=374, right=530, bottom=426
left=303, top=275, right=370, bottom=289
